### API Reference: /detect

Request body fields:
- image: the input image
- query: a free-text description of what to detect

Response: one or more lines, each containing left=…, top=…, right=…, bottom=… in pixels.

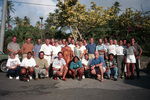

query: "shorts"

left=95, top=67, right=106, bottom=74
left=53, top=70, right=62, bottom=75
left=126, top=55, right=136, bottom=63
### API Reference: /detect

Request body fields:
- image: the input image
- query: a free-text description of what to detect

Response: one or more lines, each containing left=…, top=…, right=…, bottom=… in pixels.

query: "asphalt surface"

left=0, top=70, right=150, bottom=100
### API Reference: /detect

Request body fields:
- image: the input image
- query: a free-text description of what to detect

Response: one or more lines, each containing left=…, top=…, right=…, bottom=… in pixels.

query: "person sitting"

left=20, top=52, right=36, bottom=81
left=69, top=56, right=83, bottom=81
left=91, top=51, right=106, bottom=82
left=105, top=53, right=118, bottom=81
left=52, top=52, right=68, bottom=81
left=6, top=52, right=21, bottom=80
left=82, top=53, right=92, bottom=78
left=34, top=51, right=49, bottom=80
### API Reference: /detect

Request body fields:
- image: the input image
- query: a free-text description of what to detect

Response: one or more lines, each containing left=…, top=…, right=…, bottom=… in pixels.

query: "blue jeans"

left=8, top=66, right=20, bottom=77
left=106, top=67, right=118, bottom=79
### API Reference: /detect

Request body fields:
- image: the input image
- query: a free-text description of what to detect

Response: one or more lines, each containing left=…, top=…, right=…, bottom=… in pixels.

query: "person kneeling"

left=20, top=52, right=36, bottom=81
left=105, top=53, right=118, bottom=81
left=69, top=56, right=83, bottom=81
left=6, top=52, right=21, bottom=80
left=52, top=52, right=68, bottom=81
left=34, top=51, right=49, bottom=80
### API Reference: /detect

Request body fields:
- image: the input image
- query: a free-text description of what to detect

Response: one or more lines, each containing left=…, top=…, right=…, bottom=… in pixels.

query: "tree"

left=13, top=17, right=23, bottom=28
left=7, top=1, right=15, bottom=29
left=23, top=16, right=30, bottom=27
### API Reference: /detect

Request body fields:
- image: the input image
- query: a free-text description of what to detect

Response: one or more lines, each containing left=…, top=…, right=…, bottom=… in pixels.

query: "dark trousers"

left=8, top=66, right=20, bottom=77
left=135, top=59, right=140, bottom=77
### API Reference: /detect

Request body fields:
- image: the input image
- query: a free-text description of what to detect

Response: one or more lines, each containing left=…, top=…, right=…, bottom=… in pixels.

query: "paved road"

left=0, top=70, right=150, bottom=100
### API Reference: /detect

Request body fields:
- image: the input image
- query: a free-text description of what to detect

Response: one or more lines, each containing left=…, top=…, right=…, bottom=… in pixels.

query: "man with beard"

left=34, top=51, right=49, bottom=80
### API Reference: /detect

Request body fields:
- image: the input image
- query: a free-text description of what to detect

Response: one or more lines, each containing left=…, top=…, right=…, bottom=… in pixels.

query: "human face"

left=59, top=40, right=62, bottom=45
left=51, top=38, right=54, bottom=43
left=131, top=38, right=135, bottom=45
left=83, top=40, right=86, bottom=45
left=55, top=42, right=58, bottom=46
left=65, top=41, right=68, bottom=46
left=74, top=57, right=78, bottom=63
left=114, top=40, right=117, bottom=45
left=127, top=43, right=130, bottom=48
left=37, top=39, right=41, bottom=45
left=123, top=40, right=126, bottom=45
left=104, top=38, right=107, bottom=43
left=75, top=42, right=79, bottom=47
left=27, top=53, right=32, bottom=59
left=71, top=39, right=75, bottom=44
left=99, top=39, right=103, bottom=44
left=58, top=53, right=62, bottom=59
left=68, top=37, right=71, bottom=42
left=63, top=39, right=66, bottom=44
left=109, top=55, right=113, bottom=61
left=39, top=52, right=44, bottom=59
left=10, top=54, right=15, bottom=59
left=45, top=39, right=50, bottom=45
left=109, top=40, right=113, bottom=45
left=85, top=54, right=89, bottom=60
left=119, top=40, right=123, bottom=46
left=94, top=52, right=99, bottom=59
left=79, top=41, right=83, bottom=46
left=90, top=38, right=94, bottom=43
left=26, top=38, right=31, bottom=44
left=12, top=37, right=17, bottom=43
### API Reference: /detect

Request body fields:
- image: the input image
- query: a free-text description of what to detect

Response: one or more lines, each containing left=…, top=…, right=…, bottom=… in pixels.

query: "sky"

left=0, top=0, right=150, bottom=26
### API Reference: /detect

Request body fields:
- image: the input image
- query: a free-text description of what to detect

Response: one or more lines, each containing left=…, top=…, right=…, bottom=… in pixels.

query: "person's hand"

left=105, top=56, right=108, bottom=59
left=136, top=55, right=140, bottom=59
left=14, top=51, right=18, bottom=54
left=87, top=67, right=90, bottom=70
left=91, top=65, right=95, bottom=70
left=35, top=65, right=39, bottom=68
left=106, top=68, right=109, bottom=73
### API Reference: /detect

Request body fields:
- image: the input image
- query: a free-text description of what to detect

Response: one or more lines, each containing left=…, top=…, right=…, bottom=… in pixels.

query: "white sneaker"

left=82, top=75, right=85, bottom=79
left=9, top=76, right=13, bottom=79
left=27, top=79, right=30, bottom=82
left=16, top=76, right=19, bottom=80
left=29, top=76, right=32, bottom=80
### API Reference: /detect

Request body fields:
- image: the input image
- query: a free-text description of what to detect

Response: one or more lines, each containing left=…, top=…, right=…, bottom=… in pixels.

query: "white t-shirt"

left=79, top=46, right=86, bottom=54
left=82, top=58, right=92, bottom=68
left=107, top=44, right=116, bottom=55
left=69, top=44, right=75, bottom=51
left=52, top=58, right=66, bottom=69
left=116, top=46, right=124, bottom=55
left=40, top=44, right=53, bottom=55
left=52, top=46, right=61, bottom=55
left=21, top=57, right=36, bottom=68
left=6, top=57, right=21, bottom=68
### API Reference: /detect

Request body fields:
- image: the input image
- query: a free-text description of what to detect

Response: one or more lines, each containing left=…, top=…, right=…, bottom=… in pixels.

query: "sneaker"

left=9, top=76, right=13, bottom=79
left=27, top=78, right=30, bottom=82
left=16, top=76, right=19, bottom=80
left=82, top=75, right=85, bottom=79
left=29, top=76, right=32, bottom=80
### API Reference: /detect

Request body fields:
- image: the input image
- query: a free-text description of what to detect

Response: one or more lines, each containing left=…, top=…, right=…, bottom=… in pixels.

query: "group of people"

left=6, top=36, right=142, bottom=82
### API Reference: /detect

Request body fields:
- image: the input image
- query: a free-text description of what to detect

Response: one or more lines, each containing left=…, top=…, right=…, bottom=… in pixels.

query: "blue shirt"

left=96, top=44, right=107, bottom=55
left=86, top=43, right=96, bottom=54
left=32, top=44, right=42, bottom=58
left=92, top=56, right=105, bottom=67
left=70, top=60, right=82, bottom=70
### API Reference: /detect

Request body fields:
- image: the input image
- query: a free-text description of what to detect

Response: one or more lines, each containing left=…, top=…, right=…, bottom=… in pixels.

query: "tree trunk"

left=75, top=26, right=82, bottom=39
left=69, top=25, right=76, bottom=41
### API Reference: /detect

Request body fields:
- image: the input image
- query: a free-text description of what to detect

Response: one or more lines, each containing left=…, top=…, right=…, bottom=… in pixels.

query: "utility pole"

left=39, top=16, right=43, bottom=40
left=0, top=0, right=7, bottom=52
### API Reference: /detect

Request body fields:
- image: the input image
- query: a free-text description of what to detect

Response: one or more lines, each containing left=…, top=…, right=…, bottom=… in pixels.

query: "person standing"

left=68, top=37, right=72, bottom=45
left=96, top=39, right=107, bottom=59
left=50, top=38, right=55, bottom=46
left=124, top=41, right=136, bottom=79
left=131, top=38, right=142, bottom=78
left=69, top=38, right=75, bottom=52
left=116, top=39, right=125, bottom=78
left=34, top=51, right=49, bottom=80
left=61, top=41, right=72, bottom=67
left=52, top=40, right=61, bottom=62
left=40, top=39, right=53, bottom=77
left=7, top=36, right=20, bottom=58
left=21, top=37, right=34, bottom=58
left=73, top=41, right=82, bottom=59
left=86, top=38, right=96, bottom=59
left=107, top=39, right=116, bottom=56
left=79, top=40, right=86, bottom=59
left=32, top=38, right=42, bottom=58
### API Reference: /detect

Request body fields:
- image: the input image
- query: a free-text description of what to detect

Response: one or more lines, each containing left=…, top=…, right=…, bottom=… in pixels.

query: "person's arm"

left=136, top=45, right=143, bottom=59
left=80, top=51, right=82, bottom=59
